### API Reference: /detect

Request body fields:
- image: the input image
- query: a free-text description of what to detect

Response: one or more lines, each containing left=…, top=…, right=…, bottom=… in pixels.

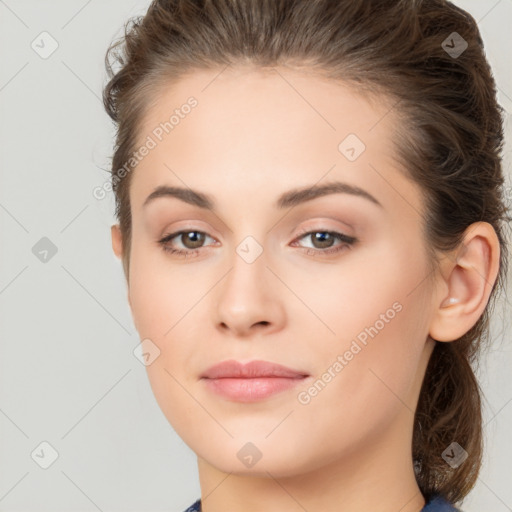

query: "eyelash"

left=157, top=227, right=356, bottom=258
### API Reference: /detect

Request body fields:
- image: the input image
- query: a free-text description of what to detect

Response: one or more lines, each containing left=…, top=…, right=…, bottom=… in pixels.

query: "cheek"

left=128, top=242, right=199, bottom=339
left=294, top=241, right=430, bottom=407
left=281, top=240, right=427, bottom=343
left=128, top=251, right=201, bottom=432
left=128, top=244, right=207, bottom=399
left=288, top=298, right=428, bottom=467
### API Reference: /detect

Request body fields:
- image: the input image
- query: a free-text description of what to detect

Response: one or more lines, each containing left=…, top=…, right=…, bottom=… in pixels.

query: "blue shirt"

left=182, top=493, right=461, bottom=511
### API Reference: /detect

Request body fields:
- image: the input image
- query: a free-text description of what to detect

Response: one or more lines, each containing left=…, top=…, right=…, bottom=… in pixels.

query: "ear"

left=111, top=224, right=132, bottom=308
left=429, top=221, right=501, bottom=342
left=111, top=224, right=123, bottom=259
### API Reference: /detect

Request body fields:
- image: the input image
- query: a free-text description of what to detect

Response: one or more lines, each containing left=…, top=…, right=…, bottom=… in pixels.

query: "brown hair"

left=102, top=0, right=510, bottom=505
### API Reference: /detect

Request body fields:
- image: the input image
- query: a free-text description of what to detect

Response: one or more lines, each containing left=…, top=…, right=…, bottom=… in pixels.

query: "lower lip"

left=202, top=376, right=308, bottom=402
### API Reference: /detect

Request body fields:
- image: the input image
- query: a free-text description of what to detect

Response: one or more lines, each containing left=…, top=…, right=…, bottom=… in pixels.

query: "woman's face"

left=115, top=66, right=439, bottom=476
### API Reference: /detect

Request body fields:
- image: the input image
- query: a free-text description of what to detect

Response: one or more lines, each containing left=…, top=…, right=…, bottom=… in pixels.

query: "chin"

left=195, top=437, right=317, bottom=478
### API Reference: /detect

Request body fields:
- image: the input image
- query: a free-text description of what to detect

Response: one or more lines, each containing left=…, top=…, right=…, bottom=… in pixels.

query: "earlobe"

left=111, top=224, right=123, bottom=259
left=428, top=222, right=500, bottom=342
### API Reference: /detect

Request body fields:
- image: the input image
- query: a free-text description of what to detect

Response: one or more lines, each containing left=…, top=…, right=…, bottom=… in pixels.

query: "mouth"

left=200, top=359, right=310, bottom=402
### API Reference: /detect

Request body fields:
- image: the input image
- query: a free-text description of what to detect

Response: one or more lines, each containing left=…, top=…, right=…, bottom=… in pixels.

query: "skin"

left=111, top=66, right=500, bottom=512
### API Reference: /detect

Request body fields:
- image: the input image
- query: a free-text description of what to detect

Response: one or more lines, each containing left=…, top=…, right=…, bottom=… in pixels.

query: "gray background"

left=0, top=1, right=510, bottom=511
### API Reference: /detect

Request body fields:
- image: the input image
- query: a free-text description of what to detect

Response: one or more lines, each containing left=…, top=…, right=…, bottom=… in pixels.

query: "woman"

left=102, top=0, right=510, bottom=510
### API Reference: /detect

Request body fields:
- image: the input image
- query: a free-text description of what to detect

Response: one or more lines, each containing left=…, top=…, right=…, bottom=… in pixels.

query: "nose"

left=213, top=243, right=285, bottom=338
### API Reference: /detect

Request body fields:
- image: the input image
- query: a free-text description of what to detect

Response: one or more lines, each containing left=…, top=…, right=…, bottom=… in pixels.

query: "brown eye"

left=158, top=230, right=216, bottom=257
left=178, top=231, right=206, bottom=249
left=293, top=229, right=357, bottom=257
left=308, top=232, right=336, bottom=249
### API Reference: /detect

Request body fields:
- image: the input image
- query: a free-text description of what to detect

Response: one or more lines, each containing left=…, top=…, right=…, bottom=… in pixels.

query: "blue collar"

left=183, top=493, right=461, bottom=511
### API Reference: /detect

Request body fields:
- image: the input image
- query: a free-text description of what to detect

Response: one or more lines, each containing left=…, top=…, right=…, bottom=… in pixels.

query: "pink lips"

left=200, top=359, right=310, bottom=402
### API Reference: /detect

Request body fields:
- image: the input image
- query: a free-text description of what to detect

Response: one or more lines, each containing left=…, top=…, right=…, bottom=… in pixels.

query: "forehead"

left=130, top=66, right=420, bottom=216
left=137, top=65, right=396, bottom=148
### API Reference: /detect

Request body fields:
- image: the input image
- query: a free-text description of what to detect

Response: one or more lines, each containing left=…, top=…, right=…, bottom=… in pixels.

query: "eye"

left=158, top=230, right=216, bottom=258
left=292, top=228, right=357, bottom=257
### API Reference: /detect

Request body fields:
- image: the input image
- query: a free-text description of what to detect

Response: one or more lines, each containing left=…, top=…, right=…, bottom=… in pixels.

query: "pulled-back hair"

left=102, top=0, right=510, bottom=505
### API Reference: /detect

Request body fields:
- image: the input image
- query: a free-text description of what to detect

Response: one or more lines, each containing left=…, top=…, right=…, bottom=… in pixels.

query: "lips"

left=200, top=359, right=309, bottom=379
left=200, top=359, right=310, bottom=402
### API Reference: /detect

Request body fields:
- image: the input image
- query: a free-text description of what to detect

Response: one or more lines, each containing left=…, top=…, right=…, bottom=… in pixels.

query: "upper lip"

left=201, top=359, right=309, bottom=379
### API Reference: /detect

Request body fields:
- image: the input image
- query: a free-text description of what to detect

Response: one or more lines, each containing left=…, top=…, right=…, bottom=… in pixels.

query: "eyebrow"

left=142, top=181, right=383, bottom=211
